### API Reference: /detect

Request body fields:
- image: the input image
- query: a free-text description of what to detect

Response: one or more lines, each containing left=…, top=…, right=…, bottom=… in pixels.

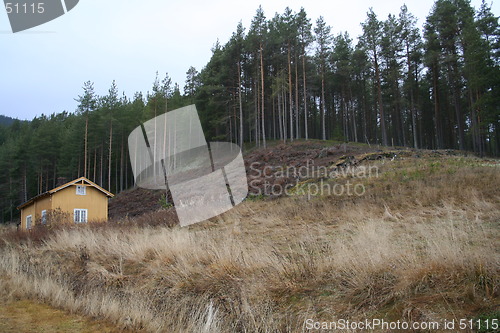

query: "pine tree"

left=248, top=6, right=268, bottom=147
left=381, top=13, right=404, bottom=146
left=184, top=66, right=200, bottom=101
left=361, top=9, right=388, bottom=146
left=314, top=16, right=332, bottom=141
left=296, top=8, right=313, bottom=140
left=332, top=32, right=356, bottom=142
left=399, top=5, right=422, bottom=149
left=75, top=81, right=97, bottom=178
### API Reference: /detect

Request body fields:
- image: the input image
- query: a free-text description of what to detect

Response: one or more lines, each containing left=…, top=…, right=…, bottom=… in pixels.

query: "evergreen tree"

left=314, top=16, right=332, bottom=140
left=361, top=9, right=388, bottom=146
left=296, top=8, right=313, bottom=140
left=399, top=5, right=423, bottom=148
left=248, top=6, right=268, bottom=147
left=75, top=81, right=97, bottom=178
left=184, top=66, right=200, bottom=100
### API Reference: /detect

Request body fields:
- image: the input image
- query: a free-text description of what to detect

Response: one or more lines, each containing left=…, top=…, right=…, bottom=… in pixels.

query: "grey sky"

left=0, top=0, right=496, bottom=120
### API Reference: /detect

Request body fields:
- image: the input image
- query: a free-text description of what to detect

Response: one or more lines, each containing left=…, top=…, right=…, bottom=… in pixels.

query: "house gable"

left=51, top=184, right=109, bottom=222
left=49, top=177, right=114, bottom=198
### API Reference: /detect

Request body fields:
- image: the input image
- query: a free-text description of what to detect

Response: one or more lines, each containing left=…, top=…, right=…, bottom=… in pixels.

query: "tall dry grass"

left=0, top=156, right=499, bottom=332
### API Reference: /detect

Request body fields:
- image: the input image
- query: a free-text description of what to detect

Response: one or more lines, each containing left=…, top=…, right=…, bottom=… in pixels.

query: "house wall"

left=20, top=195, right=52, bottom=231
left=20, top=203, right=34, bottom=231
left=35, top=196, right=52, bottom=225
left=51, top=185, right=108, bottom=223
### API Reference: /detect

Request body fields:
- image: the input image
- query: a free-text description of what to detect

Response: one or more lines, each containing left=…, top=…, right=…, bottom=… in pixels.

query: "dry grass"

left=0, top=155, right=499, bottom=332
left=0, top=223, right=16, bottom=236
left=0, top=274, right=131, bottom=332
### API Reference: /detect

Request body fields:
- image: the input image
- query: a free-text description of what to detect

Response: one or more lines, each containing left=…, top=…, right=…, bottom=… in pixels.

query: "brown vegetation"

left=0, top=148, right=499, bottom=332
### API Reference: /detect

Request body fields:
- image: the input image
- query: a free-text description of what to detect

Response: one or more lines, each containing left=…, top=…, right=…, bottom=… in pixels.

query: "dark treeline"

left=0, top=115, right=17, bottom=127
left=196, top=0, right=499, bottom=154
left=0, top=0, right=499, bottom=223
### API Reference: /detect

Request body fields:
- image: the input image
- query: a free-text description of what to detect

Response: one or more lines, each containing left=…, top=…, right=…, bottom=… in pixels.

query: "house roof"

left=17, top=192, right=51, bottom=210
left=17, top=177, right=114, bottom=210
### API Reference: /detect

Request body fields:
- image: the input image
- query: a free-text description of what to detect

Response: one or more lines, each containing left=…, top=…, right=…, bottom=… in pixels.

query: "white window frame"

left=76, top=185, right=86, bottom=196
left=41, top=210, right=47, bottom=225
left=74, top=209, right=88, bottom=224
left=26, top=215, right=33, bottom=230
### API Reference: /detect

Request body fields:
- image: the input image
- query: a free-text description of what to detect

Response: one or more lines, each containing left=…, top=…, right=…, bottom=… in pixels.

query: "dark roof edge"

left=16, top=191, right=51, bottom=210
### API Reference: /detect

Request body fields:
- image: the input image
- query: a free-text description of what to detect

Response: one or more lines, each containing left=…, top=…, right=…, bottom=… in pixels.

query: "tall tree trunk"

left=476, top=90, right=485, bottom=157
left=9, top=174, right=13, bottom=222
left=22, top=164, right=27, bottom=203
left=469, top=89, right=477, bottom=153
left=278, top=93, right=284, bottom=142
left=120, top=136, right=124, bottom=193
left=302, top=55, right=309, bottom=140
left=84, top=115, right=88, bottom=178
left=288, top=43, right=294, bottom=141
left=108, top=121, right=112, bottom=191
left=233, top=104, right=237, bottom=143
left=282, top=81, right=288, bottom=141
left=125, top=148, right=128, bottom=189
left=394, top=82, right=404, bottom=146
left=255, top=79, right=260, bottom=147
left=411, top=101, right=418, bottom=149
left=100, top=145, right=103, bottom=186
left=349, top=85, right=358, bottom=142
left=321, top=71, right=326, bottom=141
left=343, top=93, right=349, bottom=141
left=93, top=148, right=97, bottom=181
left=38, top=166, right=42, bottom=195
left=406, top=44, right=418, bottom=149
left=295, top=54, right=299, bottom=139
left=115, top=155, right=118, bottom=194
left=260, top=43, right=266, bottom=148
left=272, top=97, right=276, bottom=140
left=52, top=163, right=57, bottom=189
left=238, top=62, right=244, bottom=149
left=228, top=107, right=233, bottom=142
left=432, top=64, right=442, bottom=149
left=374, top=53, right=387, bottom=146
left=453, top=83, right=465, bottom=150
left=451, top=56, right=465, bottom=151
left=362, top=86, right=368, bottom=144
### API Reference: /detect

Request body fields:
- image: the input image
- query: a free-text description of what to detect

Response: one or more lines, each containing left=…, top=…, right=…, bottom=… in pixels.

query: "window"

left=26, top=215, right=32, bottom=230
left=41, top=210, right=47, bottom=225
left=74, top=209, right=88, bottom=223
left=76, top=185, right=86, bottom=195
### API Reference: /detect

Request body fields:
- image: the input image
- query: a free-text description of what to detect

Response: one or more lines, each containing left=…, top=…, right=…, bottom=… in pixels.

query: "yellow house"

left=17, top=177, right=114, bottom=231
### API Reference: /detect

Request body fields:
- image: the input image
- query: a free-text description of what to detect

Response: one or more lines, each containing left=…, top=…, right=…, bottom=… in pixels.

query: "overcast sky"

left=0, top=0, right=497, bottom=120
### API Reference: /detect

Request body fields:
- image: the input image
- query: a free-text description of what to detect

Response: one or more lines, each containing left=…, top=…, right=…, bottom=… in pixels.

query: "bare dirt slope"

left=109, top=140, right=472, bottom=220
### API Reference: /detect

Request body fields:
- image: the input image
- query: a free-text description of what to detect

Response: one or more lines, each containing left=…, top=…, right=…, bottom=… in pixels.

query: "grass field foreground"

left=0, top=153, right=499, bottom=332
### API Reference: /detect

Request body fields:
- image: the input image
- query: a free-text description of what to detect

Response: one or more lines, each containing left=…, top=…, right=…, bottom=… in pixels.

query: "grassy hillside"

left=1, top=142, right=499, bottom=332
